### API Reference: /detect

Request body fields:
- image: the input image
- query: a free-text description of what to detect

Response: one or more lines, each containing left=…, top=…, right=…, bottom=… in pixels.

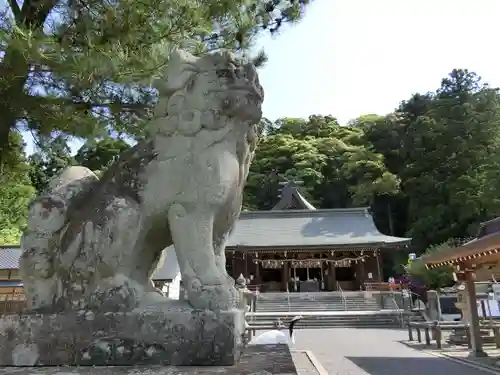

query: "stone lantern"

left=235, top=273, right=256, bottom=312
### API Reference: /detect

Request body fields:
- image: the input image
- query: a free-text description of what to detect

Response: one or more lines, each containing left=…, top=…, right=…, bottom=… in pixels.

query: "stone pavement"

left=293, top=328, right=499, bottom=375
left=292, top=350, right=325, bottom=375
left=403, top=336, right=500, bottom=371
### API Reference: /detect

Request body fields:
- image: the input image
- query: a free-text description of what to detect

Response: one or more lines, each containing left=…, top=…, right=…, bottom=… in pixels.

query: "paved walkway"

left=293, top=328, right=498, bottom=375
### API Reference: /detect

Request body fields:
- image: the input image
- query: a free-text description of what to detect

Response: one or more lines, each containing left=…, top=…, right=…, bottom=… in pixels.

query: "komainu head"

left=152, top=49, right=264, bottom=137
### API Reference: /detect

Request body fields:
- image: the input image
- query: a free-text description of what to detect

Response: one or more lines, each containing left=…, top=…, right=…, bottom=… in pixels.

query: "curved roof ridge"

left=241, top=207, right=370, bottom=218
left=294, top=190, right=317, bottom=210
left=272, top=184, right=316, bottom=210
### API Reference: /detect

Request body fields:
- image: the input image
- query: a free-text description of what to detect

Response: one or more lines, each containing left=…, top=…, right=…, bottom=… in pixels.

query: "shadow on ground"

left=346, top=356, right=458, bottom=375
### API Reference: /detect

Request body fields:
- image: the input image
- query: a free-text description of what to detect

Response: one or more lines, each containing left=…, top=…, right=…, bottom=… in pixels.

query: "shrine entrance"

left=234, top=251, right=379, bottom=292
left=260, top=266, right=283, bottom=292
left=288, top=258, right=323, bottom=292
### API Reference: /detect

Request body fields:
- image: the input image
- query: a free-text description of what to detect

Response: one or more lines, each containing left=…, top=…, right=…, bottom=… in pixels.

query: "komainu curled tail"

left=20, top=166, right=99, bottom=310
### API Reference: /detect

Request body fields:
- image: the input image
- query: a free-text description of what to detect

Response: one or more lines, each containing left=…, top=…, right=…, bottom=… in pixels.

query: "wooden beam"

left=464, top=270, right=487, bottom=357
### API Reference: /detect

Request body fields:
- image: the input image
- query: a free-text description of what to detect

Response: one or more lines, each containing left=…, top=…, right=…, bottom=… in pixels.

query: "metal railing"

left=365, top=282, right=405, bottom=292
left=246, top=310, right=404, bottom=318
left=406, top=289, right=427, bottom=310
left=390, top=293, right=405, bottom=327
left=392, top=289, right=428, bottom=326
left=337, top=281, right=347, bottom=310
left=246, top=284, right=262, bottom=293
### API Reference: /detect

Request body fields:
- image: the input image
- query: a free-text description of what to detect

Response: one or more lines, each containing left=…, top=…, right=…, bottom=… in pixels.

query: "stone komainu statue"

left=20, top=49, right=264, bottom=313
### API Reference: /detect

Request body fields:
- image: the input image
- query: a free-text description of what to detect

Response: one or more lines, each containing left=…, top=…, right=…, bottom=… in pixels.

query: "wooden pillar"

left=255, top=258, right=261, bottom=285
left=356, top=260, right=365, bottom=290
left=231, top=252, right=236, bottom=279
left=327, top=253, right=336, bottom=291
left=465, top=269, right=487, bottom=357
left=283, top=261, right=289, bottom=291
left=320, top=255, right=325, bottom=291
left=375, top=251, right=383, bottom=282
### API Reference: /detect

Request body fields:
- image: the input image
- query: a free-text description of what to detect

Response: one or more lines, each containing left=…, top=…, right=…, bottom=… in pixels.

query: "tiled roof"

left=0, top=247, right=22, bottom=269
left=227, top=208, right=411, bottom=248
left=0, top=207, right=411, bottom=272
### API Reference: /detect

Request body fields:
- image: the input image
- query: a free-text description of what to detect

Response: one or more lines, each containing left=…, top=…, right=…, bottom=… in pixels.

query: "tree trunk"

left=0, top=43, right=30, bottom=165
left=0, top=0, right=59, bottom=164
left=387, top=202, right=395, bottom=235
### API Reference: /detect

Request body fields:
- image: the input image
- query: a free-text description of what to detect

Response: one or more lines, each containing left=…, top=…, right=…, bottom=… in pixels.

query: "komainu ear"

left=154, top=49, right=198, bottom=95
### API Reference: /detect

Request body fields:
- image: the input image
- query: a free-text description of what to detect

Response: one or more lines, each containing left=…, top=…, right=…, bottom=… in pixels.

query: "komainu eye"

left=216, top=69, right=231, bottom=78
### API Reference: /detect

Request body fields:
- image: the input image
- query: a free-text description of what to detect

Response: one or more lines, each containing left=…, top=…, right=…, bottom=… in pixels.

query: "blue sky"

left=258, top=0, right=500, bottom=124
left=23, top=0, right=500, bottom=154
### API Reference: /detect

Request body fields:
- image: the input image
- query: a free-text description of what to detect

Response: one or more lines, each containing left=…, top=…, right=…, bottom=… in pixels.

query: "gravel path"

left=293, top=328, right=495, bottom=375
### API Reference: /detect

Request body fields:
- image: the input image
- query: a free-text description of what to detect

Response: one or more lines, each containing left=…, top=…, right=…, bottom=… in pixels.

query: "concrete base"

left=0, top=345, right=296, bottom=375
left=0, top=304, right=245, bottom=366
left=468, top=349, right=489, bottom=358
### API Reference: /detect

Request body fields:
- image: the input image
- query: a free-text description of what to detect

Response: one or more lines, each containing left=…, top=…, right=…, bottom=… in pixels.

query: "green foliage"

left=0, top=227, right=23, bottom=246
left=244, top=115, right=400, bottom=210
left=360, top=69, right=500, bottom=250
left=0, top=0, right=312, bottom=162
left=28, top=136, right=75, bottom=193
left=406, top=239, right=464, bottom=289
left=0, top=132, right=35, bottom=245
left=75, top=138, right=131, bottom=172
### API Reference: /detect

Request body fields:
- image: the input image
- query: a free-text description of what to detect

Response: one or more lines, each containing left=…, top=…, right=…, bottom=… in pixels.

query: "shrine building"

left=225, top=183, right=411, bottom=292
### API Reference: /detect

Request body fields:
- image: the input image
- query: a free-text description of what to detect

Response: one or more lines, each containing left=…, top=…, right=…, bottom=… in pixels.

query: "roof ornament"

left=271, top=171, right=315, bottom=210
left=236, top=273, right=247, bottom=289
left=277, top=181, right=304, bottom=200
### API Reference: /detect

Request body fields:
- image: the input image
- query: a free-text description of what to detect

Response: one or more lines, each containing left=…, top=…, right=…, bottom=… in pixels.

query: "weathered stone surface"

left=0, top=345, right=296, bottom=374
left=19, top=49, right=264, bottom=314
left=0, top=305, right=245, bottom=366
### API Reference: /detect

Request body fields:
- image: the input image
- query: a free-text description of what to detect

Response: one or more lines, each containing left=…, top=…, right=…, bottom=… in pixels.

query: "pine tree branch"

left=20, top=0, right=58, bottom=28
left=27, top=95, right=151, bottom=112
left=7, top=0, right=22, bottom=24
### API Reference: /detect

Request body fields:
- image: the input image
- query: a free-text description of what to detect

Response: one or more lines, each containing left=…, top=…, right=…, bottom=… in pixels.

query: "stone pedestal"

left=0, top=345, right=298, bottom=375
left=0, top=304, right=245, bottom=366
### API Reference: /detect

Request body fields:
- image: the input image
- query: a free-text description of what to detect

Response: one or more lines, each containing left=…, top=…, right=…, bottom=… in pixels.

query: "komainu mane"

left=20, top=49, right=264, bottom=313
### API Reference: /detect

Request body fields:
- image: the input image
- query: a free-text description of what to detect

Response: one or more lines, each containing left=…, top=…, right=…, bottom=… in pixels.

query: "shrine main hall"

left=225, top=184, right=410, bottom=292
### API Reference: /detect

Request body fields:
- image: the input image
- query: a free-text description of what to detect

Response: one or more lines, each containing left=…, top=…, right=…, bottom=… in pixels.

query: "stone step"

left=257, top=298, right=379, bottom=303
left=248, top=319, right=400, bottom=326
left=256, top=299, right=379, bottom=304
left=249, top=322, right=401, bottom=329
left=256, top=301, right=380, bottom=305
left=249, top=313, right=400, bottom=320
left=256, top=302, right=380, bottom=305
left=246, top=315, right=402, bottom=329
left=255, top=307, right=380, bottom=312
left=257, top=292, right=371, bottom=297
left=251, top=292, right=399, bottom=328
left=257, top=298, right=374, bottom=303
left=256, top=305, right=380, bottom=311
left=256, top=295, right=376, bottom=301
